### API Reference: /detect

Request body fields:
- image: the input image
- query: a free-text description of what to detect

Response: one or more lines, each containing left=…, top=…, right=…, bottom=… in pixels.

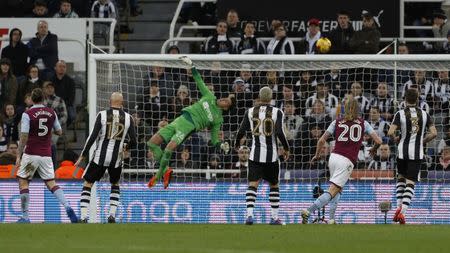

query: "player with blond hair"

left=301, top=95, right=383, bottom=224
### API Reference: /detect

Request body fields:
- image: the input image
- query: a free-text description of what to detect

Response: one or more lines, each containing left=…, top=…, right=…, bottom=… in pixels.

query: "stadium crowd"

left=180, top=5, right=450, bottom=54
left=1, top=1, right=450, bottom=181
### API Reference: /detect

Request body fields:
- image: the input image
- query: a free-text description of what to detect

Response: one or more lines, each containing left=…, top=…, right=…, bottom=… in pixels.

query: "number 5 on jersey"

left=38, top=118, right=49, bottom=136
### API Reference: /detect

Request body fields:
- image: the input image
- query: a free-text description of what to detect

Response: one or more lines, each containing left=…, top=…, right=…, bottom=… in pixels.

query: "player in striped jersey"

left=74, top=92, right=137, bottom=223
left=235, top=87, right=290, bottom=225
left=301, top=96, right=382, bottom=224
left=387, top=89, right=437, bottom=224
left=147, top=56, right=235, bottom=189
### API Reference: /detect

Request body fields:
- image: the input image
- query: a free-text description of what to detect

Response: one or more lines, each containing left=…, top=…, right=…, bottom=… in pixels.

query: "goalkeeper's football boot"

left=163, top=168, right=174, bottom=189
left=397, top=213, right=406, bottom=225
left=147, top=175, right=158, bottom=188
left=301, top=209, right=310, bottom=224
left=393, top=207, right=402, bottom=222
left=245, top=216, right=254, bottom=225
left=66, top=207, right=79, bottom=223
left=107, top=215, right=116, bottom=223
left=16, top=217, right=30, bottom=223
left=270, top=218, right=283, bottom=225
left=80, top=218, right=89, bottom=223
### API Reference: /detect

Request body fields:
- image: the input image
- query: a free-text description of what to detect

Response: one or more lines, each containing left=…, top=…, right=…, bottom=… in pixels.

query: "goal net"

left=89, top=54, right=450, bottom=224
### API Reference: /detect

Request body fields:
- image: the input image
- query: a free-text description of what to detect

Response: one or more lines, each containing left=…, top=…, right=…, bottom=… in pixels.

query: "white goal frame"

left=87, top=54, right=450, bottom=222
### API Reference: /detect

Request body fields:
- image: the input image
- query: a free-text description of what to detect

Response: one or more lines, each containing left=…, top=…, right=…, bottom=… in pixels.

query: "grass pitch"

left=1, top=224, right=450, bottom=253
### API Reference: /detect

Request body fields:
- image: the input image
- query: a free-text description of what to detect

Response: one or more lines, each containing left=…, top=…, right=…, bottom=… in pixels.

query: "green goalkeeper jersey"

left=182, top=67, right=223, bottom=146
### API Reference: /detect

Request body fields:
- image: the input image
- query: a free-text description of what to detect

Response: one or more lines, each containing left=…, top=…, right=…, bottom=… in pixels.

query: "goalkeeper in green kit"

left=147, top=56, right=235, bottom=189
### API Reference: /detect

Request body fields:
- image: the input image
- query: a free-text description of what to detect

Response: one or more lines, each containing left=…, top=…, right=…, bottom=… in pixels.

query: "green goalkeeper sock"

left=148, top=142, right=163, bottom=161
left=156, top=149, right=173, bottom=180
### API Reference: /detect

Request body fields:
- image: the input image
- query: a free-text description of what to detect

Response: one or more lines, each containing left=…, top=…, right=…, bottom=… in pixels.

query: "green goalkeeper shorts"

left=158, top=115, right=195, bottom=145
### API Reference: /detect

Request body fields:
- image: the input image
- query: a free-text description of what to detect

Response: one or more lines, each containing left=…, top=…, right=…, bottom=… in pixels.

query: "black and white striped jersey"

left=354, top=95, right=371, bottom=114
left=81, top=108, right=137, bottom=168
left=368, top=119, right=390, bottom=138
left=401, top=79, right=434, bottom=100
left=370, top=96, right=395, bottom=115
left=367, top=156, right=395, bottom=170
left=434, top=79, right=450, bottom=103
left=304, top=93, right=339, bottom=117
left=235, top=105, right=290, bottom=163
left=392, top=107, right=433, bottom=160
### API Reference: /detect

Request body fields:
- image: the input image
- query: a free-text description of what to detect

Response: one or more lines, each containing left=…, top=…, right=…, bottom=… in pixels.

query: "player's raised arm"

left=180, top=56, right=213, bottom=97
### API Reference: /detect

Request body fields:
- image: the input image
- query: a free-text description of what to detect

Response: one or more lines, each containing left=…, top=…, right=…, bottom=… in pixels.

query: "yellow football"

left=316, top=37, right=332, bottom=53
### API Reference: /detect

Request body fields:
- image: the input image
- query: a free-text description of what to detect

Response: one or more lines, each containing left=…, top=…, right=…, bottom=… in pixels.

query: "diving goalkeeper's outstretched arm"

left=180, top=56, right=213, bottom=98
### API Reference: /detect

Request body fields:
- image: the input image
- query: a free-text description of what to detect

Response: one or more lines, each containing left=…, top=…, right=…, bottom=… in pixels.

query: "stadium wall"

left=0, top=181, right=449, bottom=224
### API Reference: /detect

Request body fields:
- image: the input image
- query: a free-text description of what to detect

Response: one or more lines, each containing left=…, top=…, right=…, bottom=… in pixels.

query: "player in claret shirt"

left=15, top=88, right=78, bottom=223
left=301, top=96, right=382, bottom=224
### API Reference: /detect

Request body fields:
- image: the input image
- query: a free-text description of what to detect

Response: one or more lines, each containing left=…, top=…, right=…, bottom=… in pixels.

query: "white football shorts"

left=328, top=153, right=354, bottom=188
left=17, top=154, right=55, bottom=180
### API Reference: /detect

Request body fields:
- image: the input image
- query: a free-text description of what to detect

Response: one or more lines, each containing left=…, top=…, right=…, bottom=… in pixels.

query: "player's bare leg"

left=17, top=178, right=31, bottom=223
left=302, top=183, right=340, bottom=224
left=148, top=140, right=177, bottom=189
left=108, top=182, right=120, bottom=223
left=269, top=183, right=282, bottom=225
left=80, top=181, right=94, bottom=223
left=45, top=180, right=78, bottom=223
left=245, top=180, right=259, bottom=225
